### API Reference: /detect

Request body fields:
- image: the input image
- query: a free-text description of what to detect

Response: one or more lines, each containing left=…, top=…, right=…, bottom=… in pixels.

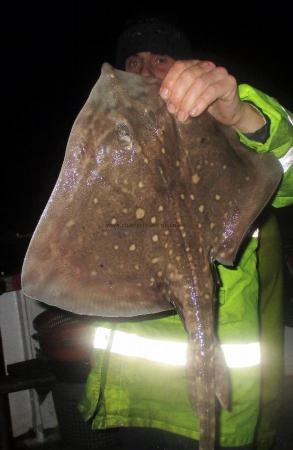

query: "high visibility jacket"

left=79, top=85, right=293, bottom=448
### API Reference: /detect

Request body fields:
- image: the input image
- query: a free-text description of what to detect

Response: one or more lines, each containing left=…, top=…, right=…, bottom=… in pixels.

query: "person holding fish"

left=17, top=14, right=292, bottom=450
left=74, top=18, right=293, bottom=450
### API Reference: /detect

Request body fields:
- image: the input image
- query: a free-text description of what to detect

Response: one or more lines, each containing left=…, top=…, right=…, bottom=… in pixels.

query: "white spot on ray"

left=93, top=198, right=98, bottom=204
left=158, top=205, right=164, bottom=212
left=190, top=194, right=195, bottom=200
left=114, top=245, right=119, bottom=250
left=161, top=147, right=166, bottom=154
left=129, top=244, right=136, bottom=251
left=136, top=208, right=145, bottom=219
left=215, top=194, right=221, bottom=200
left=158, top=167, right=164, bottom=176
left=111, top=218, right=117, bottom=225
left=152, top=235, right=159, bottom=242
left=152, top=257, right=159, bottom=264
left=138, top=181, right=144, bottom=188
left=123, top=208, right=128, bottom=214
left=198, top=205, right=204, bottom=213
left=151, top=216, right=157, bottom=224
left=66, top=219, right=75, bottom=228
left=192, top=174, right=200, bottom=184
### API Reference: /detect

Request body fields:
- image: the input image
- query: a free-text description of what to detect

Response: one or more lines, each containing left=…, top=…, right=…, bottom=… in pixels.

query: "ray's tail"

left=186, top=339, right=216, bottom=450
left=186, top=338, right=230, bottom=450
left=179, top=261, right=230, bottom=450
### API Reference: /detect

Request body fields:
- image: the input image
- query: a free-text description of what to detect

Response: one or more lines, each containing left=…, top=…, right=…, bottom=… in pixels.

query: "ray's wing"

left=176, top=114, right=282, bottom=266
left=22, top=64, right=282, bottom=318
left=22, top=64, right=176, bottom=317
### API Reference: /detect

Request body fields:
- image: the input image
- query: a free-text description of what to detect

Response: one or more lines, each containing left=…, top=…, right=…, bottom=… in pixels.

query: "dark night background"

left=1, top=1, right=292, bottom=276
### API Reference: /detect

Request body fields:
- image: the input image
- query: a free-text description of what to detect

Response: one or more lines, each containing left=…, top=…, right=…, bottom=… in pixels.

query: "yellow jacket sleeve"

left=238, top=84, right=293, bottom=207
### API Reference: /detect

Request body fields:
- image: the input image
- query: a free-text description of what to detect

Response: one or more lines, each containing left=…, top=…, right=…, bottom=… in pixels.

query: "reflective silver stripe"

left=279, top=146, right=293, bottom=173
left=252, top=228, right=259, bottom=238
left=93, top=327, right=261, bottom=368
left=281, top=106, right=293, bottom=126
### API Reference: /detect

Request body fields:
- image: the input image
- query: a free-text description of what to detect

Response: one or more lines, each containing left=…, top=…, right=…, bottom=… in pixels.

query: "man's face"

left=125, top=52, right=175, bottom=80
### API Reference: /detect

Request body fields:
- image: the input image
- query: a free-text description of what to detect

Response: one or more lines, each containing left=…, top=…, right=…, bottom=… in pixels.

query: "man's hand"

left=159, top=60, right=265, bottom=133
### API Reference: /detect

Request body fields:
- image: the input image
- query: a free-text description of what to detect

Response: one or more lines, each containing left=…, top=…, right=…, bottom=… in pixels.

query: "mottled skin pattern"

left=22, top=64, right=282, bottom=450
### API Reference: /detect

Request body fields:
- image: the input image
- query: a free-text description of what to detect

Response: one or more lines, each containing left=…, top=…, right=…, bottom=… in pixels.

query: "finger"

left=175, top=67, right=230, bottom=118
left=191, top=76, right=237, bottom=120
left=163, top=61, right=216, bottom=113
left=160, top=60, right=199, bottom=97
left=160, top=60, right=213, bottom=101
left=177, top=69, right=236, bottom=121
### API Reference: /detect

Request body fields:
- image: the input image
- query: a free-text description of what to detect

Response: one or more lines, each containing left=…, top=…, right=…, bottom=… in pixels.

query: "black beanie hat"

left=115, top=18, right=193, bottom=69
